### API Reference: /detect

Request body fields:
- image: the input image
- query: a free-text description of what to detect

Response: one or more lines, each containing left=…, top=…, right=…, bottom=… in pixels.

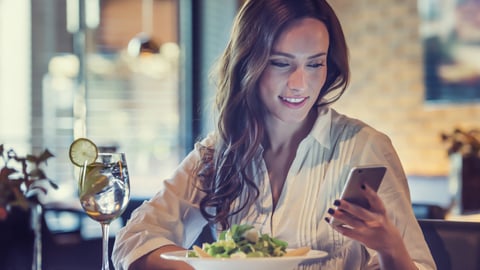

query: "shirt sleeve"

left=357, top=130, right=436, bottom=270
left=111, top=137, right=213, bottom=270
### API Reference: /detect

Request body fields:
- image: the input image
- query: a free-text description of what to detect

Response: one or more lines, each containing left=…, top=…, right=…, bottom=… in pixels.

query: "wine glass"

left=78, top=152, right=130, bottom=270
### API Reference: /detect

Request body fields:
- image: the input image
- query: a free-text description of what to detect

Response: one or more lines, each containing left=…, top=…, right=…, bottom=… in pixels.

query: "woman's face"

left=259, top=17, right=329, bottom=124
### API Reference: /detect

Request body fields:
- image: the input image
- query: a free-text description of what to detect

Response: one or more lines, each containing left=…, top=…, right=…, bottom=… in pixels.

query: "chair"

left=418, top=219, right=480, bottom=270
left=412, top=203, right=448, bottom=219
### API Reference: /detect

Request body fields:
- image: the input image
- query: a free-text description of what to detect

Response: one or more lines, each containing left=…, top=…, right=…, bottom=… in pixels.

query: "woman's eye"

left=307, top=63, right=324, bottom=68
left=270, top=60, right=289, bottom=68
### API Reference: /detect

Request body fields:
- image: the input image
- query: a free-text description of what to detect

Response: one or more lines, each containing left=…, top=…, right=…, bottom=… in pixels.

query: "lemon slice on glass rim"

left=69, top=138, right=98, bottom=167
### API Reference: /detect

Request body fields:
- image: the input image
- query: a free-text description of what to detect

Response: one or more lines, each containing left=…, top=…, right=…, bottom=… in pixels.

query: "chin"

left=280, top=113, right=310, bottom=124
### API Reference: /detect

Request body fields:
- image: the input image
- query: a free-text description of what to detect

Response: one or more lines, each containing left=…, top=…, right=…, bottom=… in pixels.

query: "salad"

left=188, top=224, right=289, bottom=258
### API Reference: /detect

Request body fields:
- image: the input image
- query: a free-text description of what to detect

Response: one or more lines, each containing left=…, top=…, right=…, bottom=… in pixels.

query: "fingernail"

left=361, top=184, right=366, bottom=190
left=324, top=217, right=330, bottom=223
left=328, top=208, right=335, bottom=215
left=333, top=200, right=341, bottom=206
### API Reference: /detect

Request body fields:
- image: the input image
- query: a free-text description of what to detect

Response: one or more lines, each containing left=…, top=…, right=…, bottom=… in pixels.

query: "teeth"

left=281, top=96, right=306, bottom=103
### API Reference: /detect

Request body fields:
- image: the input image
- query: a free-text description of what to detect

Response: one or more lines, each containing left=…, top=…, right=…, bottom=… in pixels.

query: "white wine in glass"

left=79, top=152, right=130, bottom=270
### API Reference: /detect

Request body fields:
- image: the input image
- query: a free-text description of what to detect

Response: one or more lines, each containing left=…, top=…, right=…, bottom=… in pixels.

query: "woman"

left=112, top=0, right=436, bottom=269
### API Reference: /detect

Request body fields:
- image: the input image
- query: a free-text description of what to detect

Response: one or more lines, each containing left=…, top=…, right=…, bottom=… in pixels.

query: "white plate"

left=161, top=249, right=328, bottom=270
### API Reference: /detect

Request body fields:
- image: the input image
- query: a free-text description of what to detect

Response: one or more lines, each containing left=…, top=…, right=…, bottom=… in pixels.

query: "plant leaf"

left=28, top=168, right=47, bottom=180
left=0, top=167, right=17, bottom=182
left=38, top=149, right=55, bottom=164
left=11, top=187, right=29, bottom=210
left=0, top=145, right=57, bottom=210
left=7, top=149, right=16, bottom=159
left=48, top=179, right=59, bottom=189
left=28, top=186, right=48, bottom=196
left=26, top=154, right=38, bottom=164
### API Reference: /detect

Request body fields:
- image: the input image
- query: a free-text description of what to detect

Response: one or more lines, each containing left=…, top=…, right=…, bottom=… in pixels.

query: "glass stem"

left=101, top=223, right=110, bottom=270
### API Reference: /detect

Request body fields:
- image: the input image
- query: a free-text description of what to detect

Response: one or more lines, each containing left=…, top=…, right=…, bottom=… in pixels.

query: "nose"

left=287, top=67, right=306, bottom=92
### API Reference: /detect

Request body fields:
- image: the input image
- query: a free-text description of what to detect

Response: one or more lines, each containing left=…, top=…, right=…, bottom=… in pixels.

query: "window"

left=1, top=0, right=184, bottom=202
left=79, top=0, right=182, bottom=197
left=419, top=0, right=480, bottom=103
left=0, top=0, right=239, bottom=204
left=0, top=1, right=31, bottom=153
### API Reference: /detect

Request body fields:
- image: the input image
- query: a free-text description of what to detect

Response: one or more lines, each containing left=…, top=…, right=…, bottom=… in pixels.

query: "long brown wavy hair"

left=197, top=0, right=350, bottom=230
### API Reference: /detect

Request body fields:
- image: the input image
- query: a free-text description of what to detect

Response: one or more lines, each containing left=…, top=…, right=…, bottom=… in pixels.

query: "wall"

left=95, top=0, right=480, bottom=177
left=329, top=0, right=480, bottom=176
left=100, top=0, right=178, bottom=51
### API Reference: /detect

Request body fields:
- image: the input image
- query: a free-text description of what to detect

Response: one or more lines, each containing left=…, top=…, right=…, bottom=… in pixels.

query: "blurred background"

left=1, top=0, right=480, bottom=269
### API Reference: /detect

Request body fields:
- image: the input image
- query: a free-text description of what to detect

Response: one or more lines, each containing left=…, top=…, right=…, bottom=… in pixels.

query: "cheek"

left=259, top=71, right=281, bottom=96
left=258, top=83, right=272, bottom=107
left=309, top=69, right=327, bottom=92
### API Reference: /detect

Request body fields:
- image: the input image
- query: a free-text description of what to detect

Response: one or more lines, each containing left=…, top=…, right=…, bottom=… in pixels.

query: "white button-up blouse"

left=112, top=106, right=436, bottom=270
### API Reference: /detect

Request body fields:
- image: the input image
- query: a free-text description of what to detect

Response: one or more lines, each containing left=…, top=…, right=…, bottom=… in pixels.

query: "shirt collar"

left=309, top=105, right=333, bottom=149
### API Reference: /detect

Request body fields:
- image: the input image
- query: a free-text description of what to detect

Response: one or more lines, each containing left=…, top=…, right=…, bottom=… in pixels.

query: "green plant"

left=440, top=128, right=480, bottom=157
left=0, top=144, right=58, bottom=215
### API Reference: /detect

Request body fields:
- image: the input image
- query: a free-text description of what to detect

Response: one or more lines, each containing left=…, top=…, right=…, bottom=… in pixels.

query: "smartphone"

left=330, top=165, right=387, bottom=227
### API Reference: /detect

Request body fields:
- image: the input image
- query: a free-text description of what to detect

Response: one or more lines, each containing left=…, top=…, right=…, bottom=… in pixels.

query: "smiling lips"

left=279, top=96, right=309, bottom=107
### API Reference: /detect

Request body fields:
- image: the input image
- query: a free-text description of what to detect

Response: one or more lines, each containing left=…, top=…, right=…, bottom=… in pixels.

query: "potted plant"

left=0, top=144, right=58, bottom=270
left=441, top=128, right=480, bottom=214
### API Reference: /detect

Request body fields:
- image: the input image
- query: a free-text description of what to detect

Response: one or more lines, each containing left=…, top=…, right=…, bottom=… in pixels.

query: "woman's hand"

left=326, top=184, right=418, bottom=270
left=326, top=184, right=398, bottom=251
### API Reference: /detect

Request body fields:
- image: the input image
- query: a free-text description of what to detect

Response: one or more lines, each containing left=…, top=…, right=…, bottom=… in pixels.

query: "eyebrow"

left=270, top=51, right=327, bottom=59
